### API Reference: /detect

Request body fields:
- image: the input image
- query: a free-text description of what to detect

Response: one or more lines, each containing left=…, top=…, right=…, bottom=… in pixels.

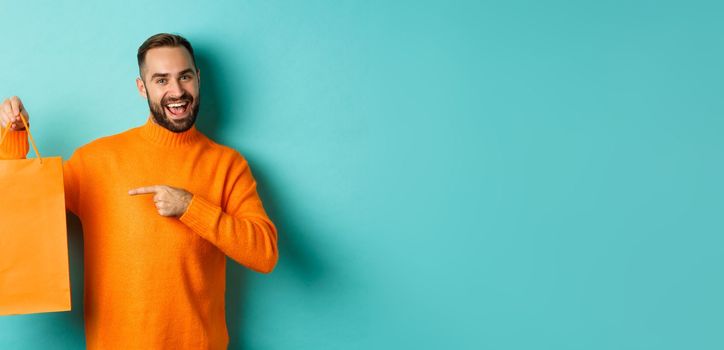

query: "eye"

left=180, top=75, right=192, bottom=81
left=156, top=78, right=167, bottom=84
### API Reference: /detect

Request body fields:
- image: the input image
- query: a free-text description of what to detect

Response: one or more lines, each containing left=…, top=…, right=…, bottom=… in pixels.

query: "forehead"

left=142, top=46, right=195, bottom=75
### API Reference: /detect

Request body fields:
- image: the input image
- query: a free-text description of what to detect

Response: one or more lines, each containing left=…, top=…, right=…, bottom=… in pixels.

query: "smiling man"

left=137, top=42, right=201, bottom=133
left=0, top=33, right=278, bottom=349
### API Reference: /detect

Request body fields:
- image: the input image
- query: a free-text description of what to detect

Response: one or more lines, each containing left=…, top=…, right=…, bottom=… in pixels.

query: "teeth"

left=167, top=102, right=187, bottom=108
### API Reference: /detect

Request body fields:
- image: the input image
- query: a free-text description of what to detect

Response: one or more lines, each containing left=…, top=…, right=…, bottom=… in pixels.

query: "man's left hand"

left=128, top=185, right=193, bottom=217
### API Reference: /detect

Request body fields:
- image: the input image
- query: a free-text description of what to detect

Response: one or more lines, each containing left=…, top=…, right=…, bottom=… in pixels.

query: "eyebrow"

left=150, top=68, right=196, bottom=80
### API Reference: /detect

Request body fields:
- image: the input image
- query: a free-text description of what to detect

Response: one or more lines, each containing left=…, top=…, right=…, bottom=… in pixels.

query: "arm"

left=0, top=125, right=82, bottom=215
left=0, top=129, right=29, bottom=160
left=62, top=150, right=82, bottom=216
left=180, top=157, right=278, bottom=273
left=181, top=197, right=278, bottom=273
left=130, top=156, right=279, bottom=273
left=0, top=96, right=30, bottom=159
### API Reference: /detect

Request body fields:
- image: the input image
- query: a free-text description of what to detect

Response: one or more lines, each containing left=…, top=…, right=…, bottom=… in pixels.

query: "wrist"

left=181, top=193, right=194, bottom=216
left=12, top=123, right=28, bottom=131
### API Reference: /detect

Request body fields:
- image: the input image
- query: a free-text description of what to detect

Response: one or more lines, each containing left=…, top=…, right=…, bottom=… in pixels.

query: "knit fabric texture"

left=0, top=117, right=279, bottom=349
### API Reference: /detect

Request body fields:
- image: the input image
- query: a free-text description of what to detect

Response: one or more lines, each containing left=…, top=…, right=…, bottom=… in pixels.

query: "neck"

left=139, top=115, right=202, bottom=147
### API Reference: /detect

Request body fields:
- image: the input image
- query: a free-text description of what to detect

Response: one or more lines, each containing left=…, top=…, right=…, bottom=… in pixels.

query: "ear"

left=136, top=77, right=147, bottom=99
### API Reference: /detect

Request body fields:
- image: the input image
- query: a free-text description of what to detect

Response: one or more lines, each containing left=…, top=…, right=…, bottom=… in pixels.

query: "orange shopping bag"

left=0, top=115, right=71, bottom=315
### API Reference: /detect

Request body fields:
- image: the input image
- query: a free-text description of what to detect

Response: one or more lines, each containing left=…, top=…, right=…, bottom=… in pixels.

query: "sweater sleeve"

left=179, top=156, right=279, bottom=274
left=0, top=129, right=29, bottom=159
left=62, top=150, right=83, bottom=215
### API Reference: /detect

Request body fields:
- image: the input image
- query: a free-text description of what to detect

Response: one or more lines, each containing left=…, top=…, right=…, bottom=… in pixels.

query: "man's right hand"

left=1, top=96, right=30, bottom=131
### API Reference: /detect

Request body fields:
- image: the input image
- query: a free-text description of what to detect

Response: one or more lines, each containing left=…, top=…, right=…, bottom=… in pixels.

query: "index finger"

left=128, top=186, right=161, bottom=195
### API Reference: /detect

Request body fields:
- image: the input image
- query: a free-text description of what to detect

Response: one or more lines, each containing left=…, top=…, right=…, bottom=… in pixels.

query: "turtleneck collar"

left=138, top=116, right=203, bottom=147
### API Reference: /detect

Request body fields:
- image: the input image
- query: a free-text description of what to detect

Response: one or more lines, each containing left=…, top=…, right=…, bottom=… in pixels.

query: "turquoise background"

left=1, top=1, right=723, bottom=349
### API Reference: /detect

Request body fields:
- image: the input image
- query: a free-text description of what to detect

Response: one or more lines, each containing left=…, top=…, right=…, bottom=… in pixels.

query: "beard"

left=147, top=91, right=200, bottom=133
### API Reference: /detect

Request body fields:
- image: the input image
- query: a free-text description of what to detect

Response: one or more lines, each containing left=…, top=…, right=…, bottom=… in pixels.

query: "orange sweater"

left=0, top=117, right=278, bottom=349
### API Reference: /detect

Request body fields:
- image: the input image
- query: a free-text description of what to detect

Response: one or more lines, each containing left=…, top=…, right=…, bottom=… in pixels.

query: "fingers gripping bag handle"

left=0, top=113, right=43, bottom=164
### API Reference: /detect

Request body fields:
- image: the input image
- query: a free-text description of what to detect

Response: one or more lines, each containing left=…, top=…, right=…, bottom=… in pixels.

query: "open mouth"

left=165, top=100, right=190, bottom=118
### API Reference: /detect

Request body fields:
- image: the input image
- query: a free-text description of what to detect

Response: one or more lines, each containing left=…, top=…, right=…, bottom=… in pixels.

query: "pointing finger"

left=128, top=186, right=161, bottom=195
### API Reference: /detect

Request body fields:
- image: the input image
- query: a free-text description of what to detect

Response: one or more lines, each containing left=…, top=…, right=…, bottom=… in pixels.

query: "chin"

left=168, top=115, right=191, bottom=123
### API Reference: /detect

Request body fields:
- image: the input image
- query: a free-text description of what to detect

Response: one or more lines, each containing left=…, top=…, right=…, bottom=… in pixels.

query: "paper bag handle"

left=0, top=113, right=43, bottom=164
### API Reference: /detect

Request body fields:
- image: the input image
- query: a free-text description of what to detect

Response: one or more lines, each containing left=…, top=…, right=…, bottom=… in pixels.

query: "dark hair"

left=137, top=33, right=197, bottom=74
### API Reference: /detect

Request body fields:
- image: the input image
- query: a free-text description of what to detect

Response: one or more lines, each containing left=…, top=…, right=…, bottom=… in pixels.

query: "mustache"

left=162, top=93, right=193, bottom=105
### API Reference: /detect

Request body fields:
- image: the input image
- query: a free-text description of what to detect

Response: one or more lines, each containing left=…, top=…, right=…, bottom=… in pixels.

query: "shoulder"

left=72, top=126, right=138, bottom=157
left=203, top=137, right=250, bottom=167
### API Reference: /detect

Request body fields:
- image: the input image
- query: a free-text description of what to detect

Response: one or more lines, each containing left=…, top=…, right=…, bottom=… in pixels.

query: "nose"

left=167, top=79, right=184, bottom=97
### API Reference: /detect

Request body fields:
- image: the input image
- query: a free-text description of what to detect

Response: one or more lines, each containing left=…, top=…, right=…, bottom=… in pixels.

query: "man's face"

left=136, top=46, right=201, bottom=133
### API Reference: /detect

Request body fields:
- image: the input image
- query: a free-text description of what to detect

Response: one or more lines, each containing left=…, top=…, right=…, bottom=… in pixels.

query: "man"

left=0, top=33, right=279, bottom=349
